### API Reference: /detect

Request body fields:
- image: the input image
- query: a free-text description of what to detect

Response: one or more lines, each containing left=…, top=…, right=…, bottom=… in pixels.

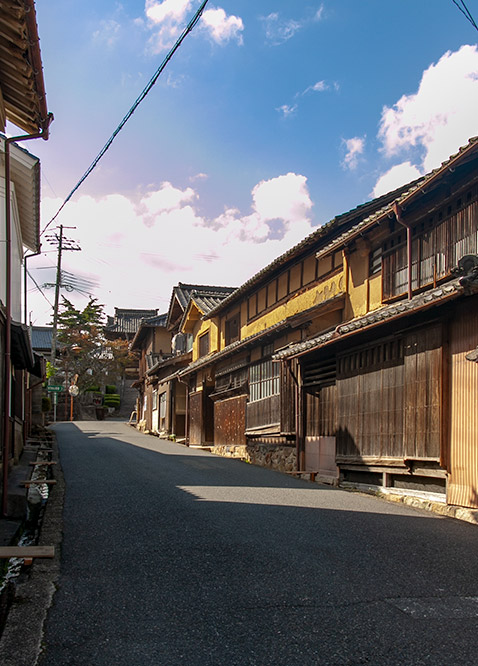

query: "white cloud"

left=276, top=104, right=298, bottom=118
left=144, top=1, right=243, bottom=52
left=93, top=19, right=121, bottom=47
left=378, top=44, right=478, bottom=172
left=342, top=136, right=366, bottom=170
left=142, top=181, right=196, bottom=214
left=372, top=161, right=422, bottom=198
left=30, top=175, right=315, bottom=324
left=263, top=5, right=325, bottom=45
left=201, top=8, right=244, bottom=45
left=304, top=80, right=328, bottom=94
left=144, top=0, right=193, bottom=52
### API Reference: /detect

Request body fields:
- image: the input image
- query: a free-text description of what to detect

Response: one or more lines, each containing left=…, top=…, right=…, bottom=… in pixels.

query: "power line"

left=452, top=0, right=478, bottom=31
left=41, top=0, right=209, bottom=237
left=26, top=269, right=54, bottom=308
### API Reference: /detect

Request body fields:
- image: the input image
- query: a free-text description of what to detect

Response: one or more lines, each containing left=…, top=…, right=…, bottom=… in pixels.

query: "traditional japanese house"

left=179, top=181, right=419, bottom=467
left=0, top=1, right=52, bottom=514
left=130, top=313, right=170, bottom=432
left=135, top=284, right=235, bottom=440
left=275, top=137, right=478, bottom=508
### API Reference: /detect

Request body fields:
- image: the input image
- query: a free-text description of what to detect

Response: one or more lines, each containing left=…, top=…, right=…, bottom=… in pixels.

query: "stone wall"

left=210, top=442, right=296, bottom=473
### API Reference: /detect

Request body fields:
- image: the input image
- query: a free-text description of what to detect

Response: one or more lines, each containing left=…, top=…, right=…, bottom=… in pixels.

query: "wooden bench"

left=0, top=546, right=55, bottom=565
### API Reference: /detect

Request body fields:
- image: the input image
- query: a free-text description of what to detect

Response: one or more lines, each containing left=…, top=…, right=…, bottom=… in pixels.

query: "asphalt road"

left=38, top=421, right=478, bottom=666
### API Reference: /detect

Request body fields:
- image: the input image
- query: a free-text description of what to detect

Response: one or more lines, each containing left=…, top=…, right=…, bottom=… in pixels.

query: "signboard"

left=47, top=385, right=64, bottom=393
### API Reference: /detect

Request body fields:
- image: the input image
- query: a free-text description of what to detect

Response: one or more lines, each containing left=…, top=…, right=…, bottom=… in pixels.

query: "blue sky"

left=24, top=0, right=478, bottom=324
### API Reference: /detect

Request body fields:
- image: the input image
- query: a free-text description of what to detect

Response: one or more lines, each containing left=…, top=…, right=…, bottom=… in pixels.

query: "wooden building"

left=178, top=181, right=418, bottom=468
left=0, top=1, right=52, bottom=514
left=274, top=137, right=478, bottom=508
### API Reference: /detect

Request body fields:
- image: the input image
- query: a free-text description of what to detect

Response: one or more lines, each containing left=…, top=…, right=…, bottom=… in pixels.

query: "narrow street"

left=39, top=421, right=478, bottom=666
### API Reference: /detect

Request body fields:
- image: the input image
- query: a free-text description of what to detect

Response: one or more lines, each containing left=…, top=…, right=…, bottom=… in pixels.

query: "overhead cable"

left=41, top=0, right=209, bottom=237
left=452, top=0, right=478, bottom=31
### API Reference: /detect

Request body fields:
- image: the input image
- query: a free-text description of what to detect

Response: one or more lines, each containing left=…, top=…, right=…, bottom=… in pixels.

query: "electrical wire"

left=452, top=0, right=478, bottom=31
left=26, top=269, right=54, bottom=308
left=41, top=0, right=209, bottom=237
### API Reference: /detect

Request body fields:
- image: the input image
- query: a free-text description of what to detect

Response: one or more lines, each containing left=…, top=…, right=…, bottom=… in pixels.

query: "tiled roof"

left=105, top=308, right=158, bottom=334
left=179, top=318, right=291, bottom=377
left=274, top=279, right=465, bottom=361
left=167, top=283, right=236, bottom=330
left=316, top=136, right=478, bottom=260
left=130, top=312, right=169, bottom=350
left=31, top=326, right=53, bottom=351
left=204, top=180, right=423, bottom=320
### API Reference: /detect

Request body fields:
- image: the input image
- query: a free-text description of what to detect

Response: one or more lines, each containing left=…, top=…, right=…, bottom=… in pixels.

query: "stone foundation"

left=210, top=443, right=296, bottom=473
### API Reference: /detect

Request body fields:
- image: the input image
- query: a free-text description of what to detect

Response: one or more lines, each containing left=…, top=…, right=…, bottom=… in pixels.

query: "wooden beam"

left=0, top=546, right=54, bottom=559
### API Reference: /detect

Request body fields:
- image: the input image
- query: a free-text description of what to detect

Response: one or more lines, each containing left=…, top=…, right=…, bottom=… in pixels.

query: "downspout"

left=177, top=373, right=190, bottom=445
left=2, top=120, right=52, bottom=517
left=393, top=202, right=413, bottom=300
left=285, top=359, right=303, bottom=472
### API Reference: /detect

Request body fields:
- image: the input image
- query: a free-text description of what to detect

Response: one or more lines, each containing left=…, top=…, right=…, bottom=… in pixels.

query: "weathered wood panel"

left=188, top=391, right=202, bottom=446
left=214, top=395, right=247, bottom=446
left=448, top=300, right=478, bottom=508
left=280, top=361, right=296, bottom=435
left=336, top=328, right=441, bottom=463
left=403, top=325, right=442, bottom=459
left=246, top=395, right=280, bottom=432
left=305, top=385, right=336, bottom=438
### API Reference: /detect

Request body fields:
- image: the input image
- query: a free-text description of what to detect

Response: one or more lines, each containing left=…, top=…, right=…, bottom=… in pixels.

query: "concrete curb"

left=0, top=432, right=64, bottom=666
left=376, top=490, right=478, bottom=525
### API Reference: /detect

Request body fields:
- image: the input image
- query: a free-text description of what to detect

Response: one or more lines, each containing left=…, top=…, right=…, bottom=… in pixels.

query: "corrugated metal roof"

left=0, top=1, right=51, bottom=135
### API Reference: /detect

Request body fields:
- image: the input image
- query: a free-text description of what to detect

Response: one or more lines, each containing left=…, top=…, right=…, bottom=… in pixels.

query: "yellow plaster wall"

left=239, top=270, right=345, bottom=340
left=192, top=318, right=219, bottom=362
left=345, top=250, right=370, bottom=319
left=368, top=274, right=382, bottom=311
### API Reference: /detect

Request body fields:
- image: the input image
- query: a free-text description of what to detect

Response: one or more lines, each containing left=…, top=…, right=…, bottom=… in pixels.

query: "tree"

left=53, top=297, right=136, bottom=392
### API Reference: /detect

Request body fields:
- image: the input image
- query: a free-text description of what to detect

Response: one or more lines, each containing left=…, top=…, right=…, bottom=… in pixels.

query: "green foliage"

left=84, top=385, right=101, bottom=392
left=46, top=361, right=57, bottom=380
left=41, top=396, right=52, bottom=413
left=105, top=385, right=117, bottom=394
left=103, top=393, right=120, bottom=409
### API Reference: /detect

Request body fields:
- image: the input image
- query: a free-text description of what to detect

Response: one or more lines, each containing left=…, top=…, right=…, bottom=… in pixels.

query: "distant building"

left=104, top=308, right=159, bottom=341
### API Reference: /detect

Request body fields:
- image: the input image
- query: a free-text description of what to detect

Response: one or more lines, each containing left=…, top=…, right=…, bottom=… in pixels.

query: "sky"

left=19, top=0, right=478, bottom=325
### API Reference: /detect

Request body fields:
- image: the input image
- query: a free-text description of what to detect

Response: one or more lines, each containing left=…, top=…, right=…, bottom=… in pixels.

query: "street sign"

left=69, top=385, right=79, bottom=397
left=47, top=385, right=64, bottom=393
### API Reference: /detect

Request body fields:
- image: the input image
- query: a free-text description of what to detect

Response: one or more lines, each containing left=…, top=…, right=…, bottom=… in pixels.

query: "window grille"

left=249, top=358, right=280, bottom=402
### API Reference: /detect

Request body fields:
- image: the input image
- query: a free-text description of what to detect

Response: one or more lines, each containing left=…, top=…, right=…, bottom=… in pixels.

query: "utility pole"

left=45, top=225, right=81, bottom=378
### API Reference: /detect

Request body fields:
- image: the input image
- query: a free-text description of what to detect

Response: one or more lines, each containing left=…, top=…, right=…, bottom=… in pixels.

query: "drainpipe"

left=393, top=202, right=413, bottom=300
left=2, top=121, right=52, bottom=517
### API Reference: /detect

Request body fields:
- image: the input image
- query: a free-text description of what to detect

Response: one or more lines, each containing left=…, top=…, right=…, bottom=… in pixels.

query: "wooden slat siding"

left=403, top=325, right=442, bottom=459
left=280, top=362, right=296, bottom=435
left=448, top=302, right=478, bottom=508
left=214, top=395, right=247, bottom=446
left=383, top=196, right=478, bottom=299
left=188, top=391, right=202, bottom=446
left=246, top=395, right=280, bottom=431
left=337, top=338, right=404, bottom=461
left=203, top=387, right=215, bottom=444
